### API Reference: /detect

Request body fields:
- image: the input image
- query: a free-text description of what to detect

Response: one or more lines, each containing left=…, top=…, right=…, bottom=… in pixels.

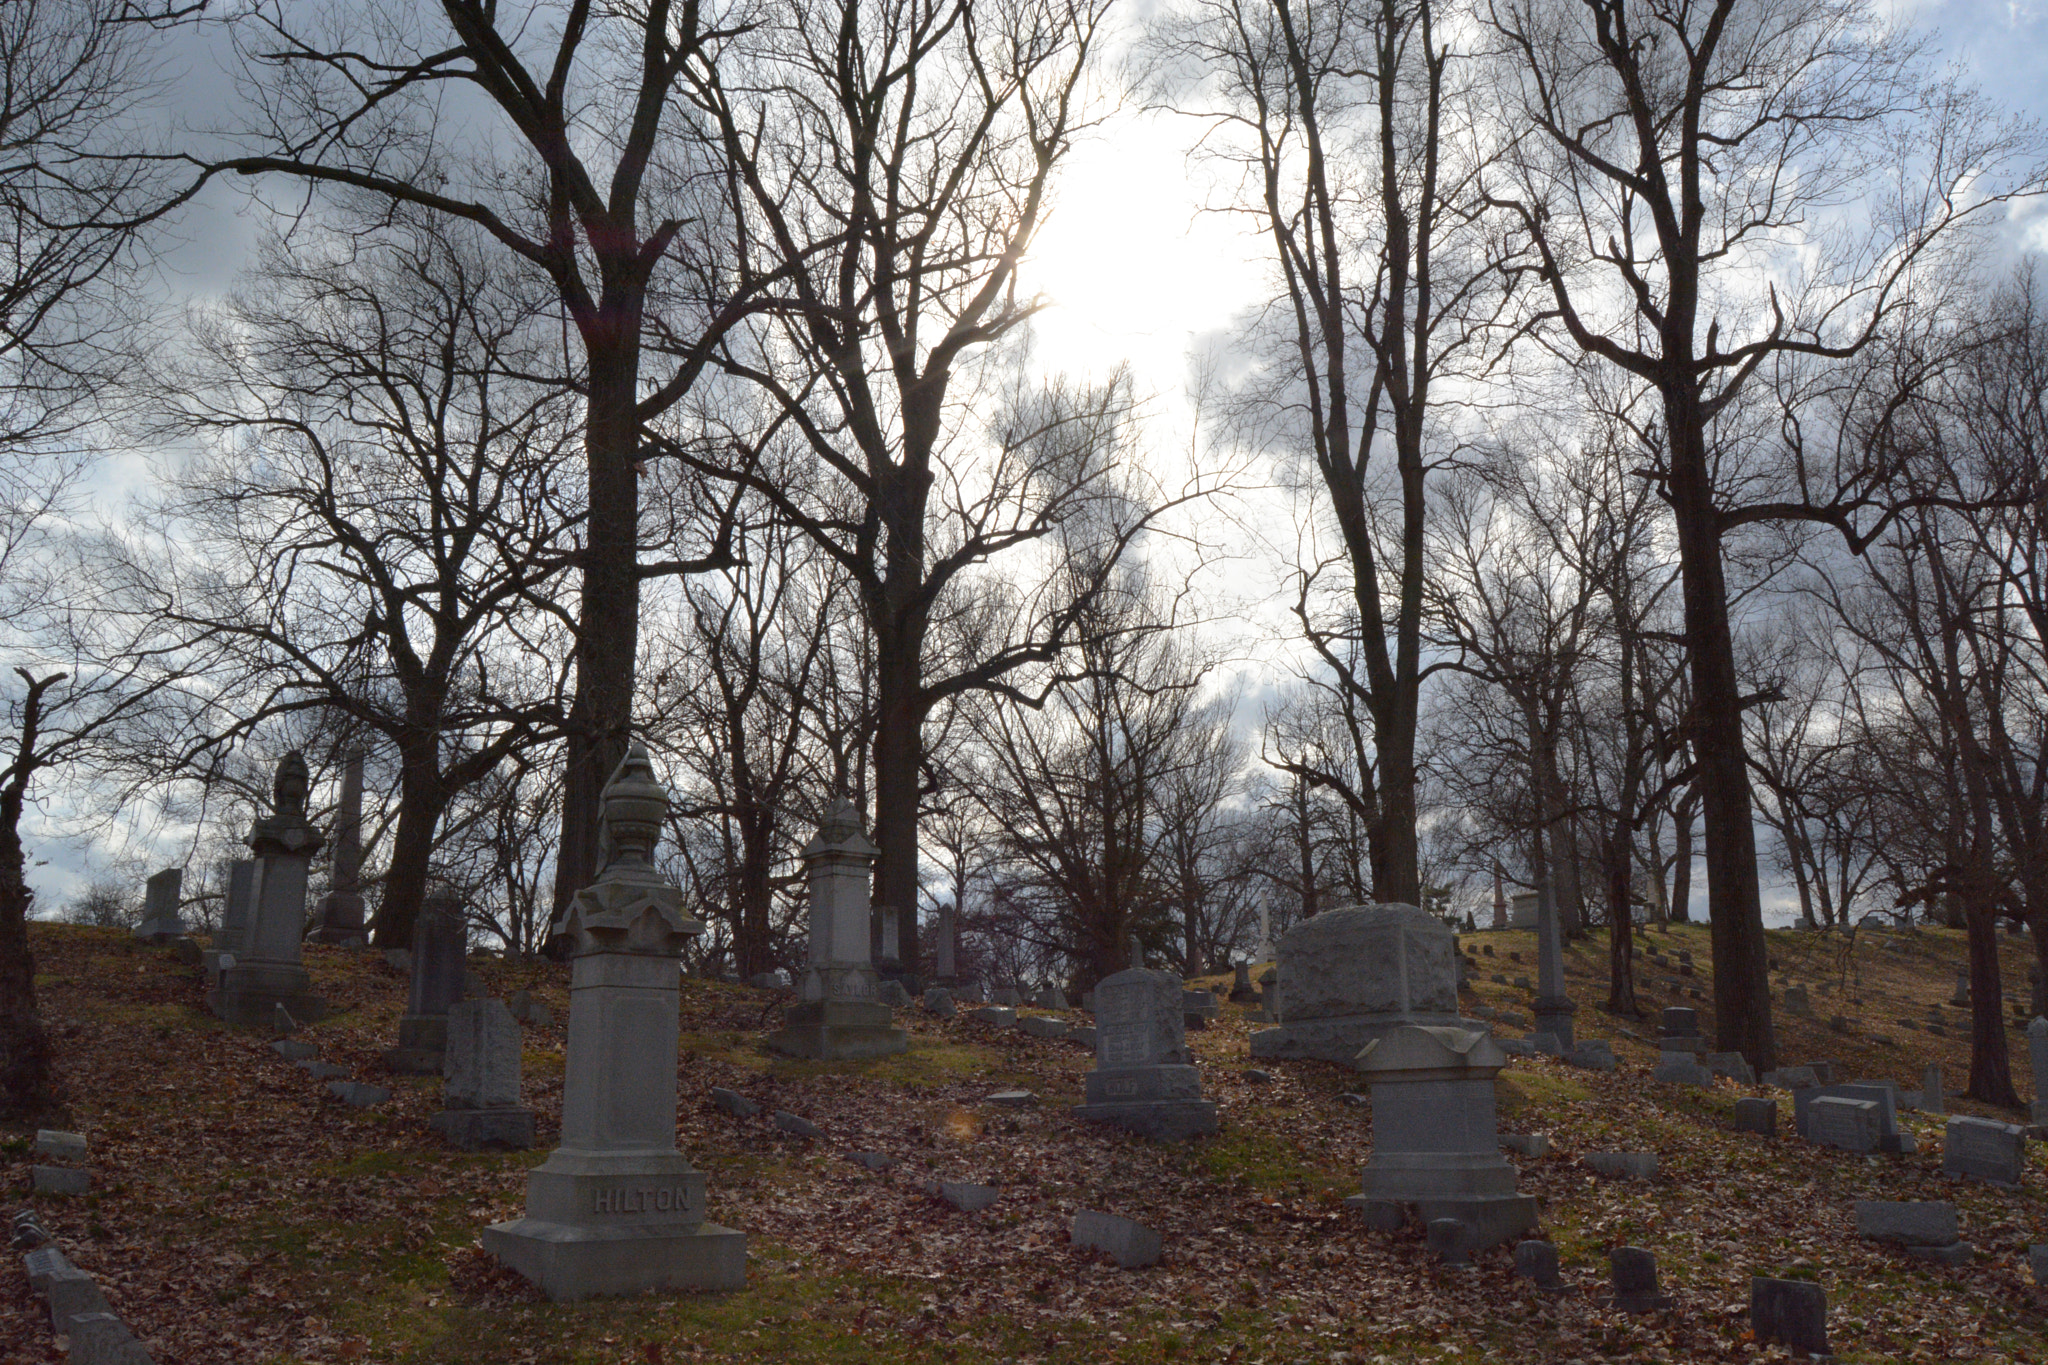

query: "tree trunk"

left=1669, top=410, right=1776, bottom=1072
left=870, top=628, right=923, bottom=979
left=1965, top=887, right=2020, bottom=1105
left=1671, top=795, right=1694, bottom=923
left=735, top=806, right=776, bottom=978
left=372, top=741, right=452, bottom=949
left=1606, top=811, right=1640, bottom=1016
left=0, top=776, right=51, bottom=1120
left=554, top=332, right=645, bottom=920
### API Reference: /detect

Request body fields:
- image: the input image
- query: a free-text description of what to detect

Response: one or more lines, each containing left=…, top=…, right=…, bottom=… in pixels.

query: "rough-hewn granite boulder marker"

left=767, top=799, right=906, bottom=1059
left=483, top=745, right=745, bottom=1298
left=207, top=753, right=328, bottom=1027
left=1073, top=940, right=1217, bottom=1140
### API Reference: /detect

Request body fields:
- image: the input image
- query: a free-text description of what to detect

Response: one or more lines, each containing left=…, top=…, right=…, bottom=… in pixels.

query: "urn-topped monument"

left=482, top=744, right=746, bottom=1299
left=207, top=752, right=328, bottom=1027
left=766, top=799, right=906, bottom=1060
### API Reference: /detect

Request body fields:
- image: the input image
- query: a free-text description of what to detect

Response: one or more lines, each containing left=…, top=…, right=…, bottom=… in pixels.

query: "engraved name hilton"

left=593, top=1185, right=692, bottom=1214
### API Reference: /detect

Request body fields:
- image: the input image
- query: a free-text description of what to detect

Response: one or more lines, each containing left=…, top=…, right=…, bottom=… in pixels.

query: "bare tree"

left=1479, top=0, right=2045, bottom=1068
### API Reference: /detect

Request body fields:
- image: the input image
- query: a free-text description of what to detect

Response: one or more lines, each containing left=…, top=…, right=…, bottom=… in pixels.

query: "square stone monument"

left=431, top=998, right=535, bottom=1150
left=385, top=885, right=468, bottom=1074
left=207, top=753, right=328, bottom=1028
left=1354, top=1023, right=1538, bottom=1250
left=2028, top=1017, right=2048, bottom=1125
left=1074, top=949, right=1217, bottom=1141
left=1251, top=904, right=1465, bottom=1066
left=1943, top=1115, right=2026, bottom=1185
left=132, top=868, right=186, bottom=942
left=483, top=744, right=745, bottom=1299
left=766, top=800, right=906, bottom=1060
left=204, top=859, right=258, bottom=979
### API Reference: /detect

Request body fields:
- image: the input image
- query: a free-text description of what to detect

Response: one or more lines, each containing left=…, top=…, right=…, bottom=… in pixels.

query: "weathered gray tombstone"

left=1951, top=969, right=1970, bottom=1007
left=1353, top=1024, right=1536, bottom=1249
left=431, top=998, right=535, bottom=1150
left=207, top=753, right=328, bottom=1027
left=1251, top=904, right=1463, bottom=1066
left=1855, top=1200, right=1960, bottom=1248
left=132, top=867, right=185, bottom=942
left=1070, top=1209, right=1161, bottom=1269
left=2028, top=1017, right=2048, bottom=1125
left=933, top=900, right=957, bottom=984
left=1783, top=983, right=1811, bottom=1016
left=205, top=858, right=258, bottom=977
left=1255, top=966, right=1278, bottom=1022
left=1942, top=1115, right=2026, bottom=1185
left=1530, top=880, right=1575, bottom=1048
left=1793, top=1082, right=1909, bottom=1152
left=384, top=884, right=467, bottom=1074
left=309, top=748, right=367, bottom=944
left=1229, top=961, right=1257, bottom=1004
left=1734, top=1097, right=1778, bottom=1137
left=1073, top=960, right=1218, bottom=1141
left=766, top=800, right=907, bottom=1060
left=1657, top=1006, right=1704, bottom=1053
left=1750, top=1277, right=1827, bottom=1357
left=482, top=745, right=745, bottom=1299
left=1609, top=1246, right=1670, bottom=1312
left=1808, top=1096, right=1882, bottom=1154
left=1921, top=1062, right=1945, bottom=1116
left=1514, top=1239, right=1562, bottom=1289
left=1181, top=989, right=1219, bottom=1028
left=1653, top=1052, right=1712, bottom=1085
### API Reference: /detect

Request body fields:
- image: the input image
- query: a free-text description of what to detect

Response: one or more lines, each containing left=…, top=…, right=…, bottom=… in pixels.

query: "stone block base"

left=383, top=1046, right=444, bottom=1076
left=1073, top=1099, right=1218, bottom=1142
left=430, top=1108, right=536, bottom=1150
left=206, top=962, right=327, bottom=1029
left=1344, top=1192, right=1539, bottom=1251
left=1249, top=1013, right=1465, bottom=1068
left=767, top=998, right=906, bottom=1060
left=482, top=1218, right=746, bottom=1301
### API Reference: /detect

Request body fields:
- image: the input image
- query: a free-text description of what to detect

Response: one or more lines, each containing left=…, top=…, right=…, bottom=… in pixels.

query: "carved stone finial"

left=596, top=742, right=668, bottom=872
left=273, top=751, right=310, bottom=819
left=554, top=743, right=703, bottom=955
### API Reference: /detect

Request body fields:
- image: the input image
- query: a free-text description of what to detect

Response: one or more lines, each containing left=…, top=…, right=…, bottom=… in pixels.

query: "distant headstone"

left=1566, top=1039, right=1617, bottom=1072
left=1075, top=966, right=1217, bottom=1141
left=710, top=1087, right=759, bottom=1118
left=1783, top=984, right=1811, bottom=1016
left=1942, top=1115, right=2026, bottom=1185
left=1794, top=1082, right=1907, bottom=1152
left=969, top=1006, right=1016, bottom=1026
left=2030, top=1244, right=2048, bottom=1285
left=1921, top=1063, right=1945, bottom=1116
left=1019, top=1015, right=1069, bottom=1040
left=1609, top=1246, right=1670, bottom=1312
left=1750, top=1277, right=1827, bottom=1357
left=1584, top=1152, right=1657, bottom=1180
left=309, top=749, right=368, bottom=944
left=1229, top=962, right=1257, bottom=1003
left=1734, top=1097, right=1777, bottom=1137
left=767, top=801, right=906, bottom=1060
left=133, top=867, right=185, bottom=941
left=1182, top=988, right=1219, bottom=1028
left=773, top=1110, right=822, bottom=1138
left=1808, top=1096, right=1882, bottom=1154
left=1251, top=904, right=1463, bottom=1066
left=482, top=745, right=745, bottom=1299
left=1951, top=969, right=1970, bottom=1007
left=923, top=987, right=956, bottom=1018
left=325, top=1081, right=391, bottom=1108
left=31, top=1166, right=89, bottom=1195
left=993, top=986, right=1024, bottom=1007
left=34, top=1130, right=86, bottom=1160
left=1855, top=1200, right=1959, bottom=1247
left=385, top=883, right=468, bottom=1074
left=1042, top=985, right=1070, bottom=1011
left=431, top=998, right=534, bottom=1150
left=1657, top=1007, right=1703, bottom=1052
left=1653, top=1052, right=1712, bottom=1085
left=207, top=753, right=328, bottom=1027
left=937, top=1181, right=999, bottom=1212
left=1706, top=1052, right=1755, bottom=1084
left=1070, top=1209, right=1162, bottom=1268
left=1514, top=1239, right=1562, bottom=1289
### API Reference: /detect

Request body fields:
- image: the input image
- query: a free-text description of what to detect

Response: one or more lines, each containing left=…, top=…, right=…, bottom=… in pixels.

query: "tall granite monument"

left=766, top=800, right=906, bottom=1060
left=384, top=883, right=467, bottom=1074
left=133, top=868, right=186, bottom=942
left=483, top=744, right=745, bottom=1298
left=207, top=753, right=327, bottom=1027
left=309, top=749, right=367, bottom=944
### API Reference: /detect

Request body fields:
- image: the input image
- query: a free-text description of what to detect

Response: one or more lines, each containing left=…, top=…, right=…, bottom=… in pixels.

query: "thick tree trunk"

left=554, top=335, right=644, bottom=920
left=871, top=630, right=923, bottom=978
left=1671, top=796, right=1695, bottom=923
left=1668, top=411, right=1776, bottom=1072
left=1372, top=723, right=1422, bottom=907
left=1606, top=812, right=1640, bottom=1016
left=0, top=781, right=51, bottom=1120
left=1965, top=888, right=2020, bottom=1105
left=735, top=807, right=775, bottom=978
left=372, top=743, right=452, bottom=950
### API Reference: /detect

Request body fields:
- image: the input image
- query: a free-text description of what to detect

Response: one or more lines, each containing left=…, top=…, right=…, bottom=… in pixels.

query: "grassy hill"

left=3, top=920, right=2045, bottom=1363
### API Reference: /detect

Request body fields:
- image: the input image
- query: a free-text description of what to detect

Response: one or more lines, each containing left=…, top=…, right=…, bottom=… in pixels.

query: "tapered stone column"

left=310, top=749, right=367, bottom=944
left=767, top=800, right=906, bottom=1059
left=207, top=753, right=327, bottom=1027
left=384, top=883, right=467, bottom=1074
left=1531, top=878, right=1576, bottom=1049
left=483, top=744, right=745, bottom=1299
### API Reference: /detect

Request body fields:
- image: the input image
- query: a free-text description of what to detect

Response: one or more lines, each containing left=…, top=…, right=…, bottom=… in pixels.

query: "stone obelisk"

left=310, top=749, right=367, bottom=944
left=1531, top=877, right=1576, bottom=1049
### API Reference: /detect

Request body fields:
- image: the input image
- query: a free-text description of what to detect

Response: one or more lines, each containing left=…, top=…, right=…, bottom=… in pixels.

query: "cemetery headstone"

left=132, top=867, right=185, bottom=942
left=1514, top=1239, right=1562, bottom=1290
left=1706, top=1051, right=1756, bottom=1084
left=1657, top=1007, right=1704, bottom=1053
left=993, top=986, right=1024, bottom=1007
left=1584, top=1152, right=1658, bottom=1180
left=2028, top=1017, right=2048, bottom=1125
left=1783, top=983, right=1811, bottom=1016
left=431, top=998, right=535, bottom=1149
left=1951, top=969, right=1970, bottom=1007
left=1182, top=989, right=1219, bottom=1028
left=1043, top=985, right=1070, bottom=1011
left=1793, top=1082, right=1908, bottom=1152
left=1808, top=1096, right=1882, bottom=1154
left=309, top=748, right=368, bottom=943
left=1609, top=1246, right=1670, bottom=1312
left=1750, top=1277, right=1827, bottom=1358
left=1251, top=903, right=1463, bottom=1066
left=1074, top=961, right=1218, bottom=1140
left=1921, top=1062, right=1944, bottom=1115
left=1734, top=1097, right=1777, bottom=1137
left=1942, top=1115, right=2027, bottom=1185
left=1229, top=961, right=1257, bottom=1003
left=766, top=800, right=907, bottom=1059
left=1530, top=881, right=1576, bottom=1048
left=206, top=753, right=328, bottom=1027
left=1070, top=1210, right=1162, bottom=1269
left=1653, top=1052, right=1712, bottom=1085
left=385, top=883, right=467, bottom=1073
left=1854, top=1200, right=1959, bottom=1247
left=482, top=745, right=746, bottom=1299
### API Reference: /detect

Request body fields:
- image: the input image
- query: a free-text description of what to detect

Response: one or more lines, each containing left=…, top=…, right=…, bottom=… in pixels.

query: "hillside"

left=3, top=920, right=2045, bottom=1364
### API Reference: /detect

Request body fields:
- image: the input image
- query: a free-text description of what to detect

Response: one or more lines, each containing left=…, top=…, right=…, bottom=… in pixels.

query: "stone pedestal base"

left=1532, top=996, right=1577, bottom=1050
left=430, top=1107, right=536, bottom=1150
left=1074, top=1099, right=1218, bottom=1141
left=766, top=998, right=906, bottom=1060
left=1345, top=1193, right=1539, bottom=1250
left=207, top=961, right=327, bottom=1029
left=384, top=1015, right=448, bottom=1074
left=1250, top=1012, right=1466, bottom=1067
left=482, top=1218, right=745, bottom=1301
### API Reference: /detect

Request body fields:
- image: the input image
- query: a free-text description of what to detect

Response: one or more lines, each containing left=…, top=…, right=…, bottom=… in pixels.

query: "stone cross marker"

left=207, top=753, right=327, bottom=1028
left=767, top=799, right=906, bottom=1060
left=310, top=749, right=367, bottom=944
left=133, top=868, right=186, bottom=942
left=385, top=884, right=468, bottom=1074
left=1074, top=965, right=1217, bottom=1140
left=431, top=998, right=535, bottom=1150
left=483, top=744, right=745, bottom=1299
